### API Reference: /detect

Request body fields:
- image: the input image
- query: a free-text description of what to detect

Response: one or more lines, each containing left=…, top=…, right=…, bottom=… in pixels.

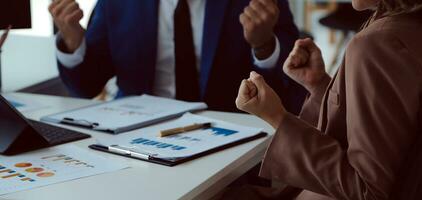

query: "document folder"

left=88, top=113, right=268, bottom=166
left=41, top=95, right=207, bottom=134
left=89, top=132, right=267, bottom=166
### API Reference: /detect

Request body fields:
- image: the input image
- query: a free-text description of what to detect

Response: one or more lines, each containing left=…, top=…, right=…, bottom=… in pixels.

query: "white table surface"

left=1, top=93, right=275, bottom=200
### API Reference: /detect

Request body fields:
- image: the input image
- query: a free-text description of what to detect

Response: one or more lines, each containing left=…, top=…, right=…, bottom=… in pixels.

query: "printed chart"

left=0, top=146, right=127, bottom=196
left=99, top=113, right=263, bottom=159
left=129, top=127, right=240, bottom=151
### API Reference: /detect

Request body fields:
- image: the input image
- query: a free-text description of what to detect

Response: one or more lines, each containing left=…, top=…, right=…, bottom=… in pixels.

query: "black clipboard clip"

left=60, top=117, right=100, bottom=129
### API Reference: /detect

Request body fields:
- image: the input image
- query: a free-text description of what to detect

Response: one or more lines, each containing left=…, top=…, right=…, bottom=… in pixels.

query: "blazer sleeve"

left=58, top=0, right=115, bottom=98
left=259, top=31, right=422, bottom=200
left=298, top=75, right=331, bottom=127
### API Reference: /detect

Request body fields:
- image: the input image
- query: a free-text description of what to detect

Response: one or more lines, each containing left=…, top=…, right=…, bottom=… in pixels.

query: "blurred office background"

left=1, top=0, right=96, bottom=94
left=0, top=0, right=371, bottom=98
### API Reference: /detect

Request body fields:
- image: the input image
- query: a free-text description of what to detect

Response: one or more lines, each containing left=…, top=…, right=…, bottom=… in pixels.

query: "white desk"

left=2, top=93, right=274, bottom=200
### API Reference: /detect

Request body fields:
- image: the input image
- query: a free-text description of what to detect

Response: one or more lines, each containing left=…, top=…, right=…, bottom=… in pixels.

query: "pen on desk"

left=159, top=122, right=212, bottom=137
left=107, top=145, right=151, bottom=160
left=0, top=25, right=12, bottom=49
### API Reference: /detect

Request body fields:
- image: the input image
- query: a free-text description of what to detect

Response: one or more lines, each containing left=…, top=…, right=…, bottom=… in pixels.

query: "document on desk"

left=41, top=95, right=207, bottom=134
left=0, top=145, right=128, bottom=196
left=93, top=113, right=267, bottom=166
left=3, top=94, right=47, bottom=113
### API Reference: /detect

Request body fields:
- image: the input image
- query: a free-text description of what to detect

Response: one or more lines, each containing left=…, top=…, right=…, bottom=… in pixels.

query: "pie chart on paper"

left=36, top=172, right=55, bottom=178
left=25, top=167, right=44, bottom=173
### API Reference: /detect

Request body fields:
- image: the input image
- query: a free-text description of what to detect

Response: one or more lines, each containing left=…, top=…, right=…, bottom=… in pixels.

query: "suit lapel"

left=199, top=0, right=229, bottom=98
left=318, top=63, right=341, bottom=131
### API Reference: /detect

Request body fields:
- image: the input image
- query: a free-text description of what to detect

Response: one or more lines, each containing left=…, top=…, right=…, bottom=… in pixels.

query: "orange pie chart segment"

left=15, top=163, right=32, bottom=168
left=37, top=172, right=55, bottom=178
left=25, top=167, right=44, bottom=173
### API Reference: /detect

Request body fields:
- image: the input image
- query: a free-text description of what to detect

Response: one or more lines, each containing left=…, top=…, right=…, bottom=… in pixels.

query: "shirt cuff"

left=55, top=33, right=86, bottom=68
left=252, top=36, right=281, bottom=69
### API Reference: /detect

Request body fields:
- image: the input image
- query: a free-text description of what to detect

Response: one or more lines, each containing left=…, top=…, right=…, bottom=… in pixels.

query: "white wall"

left=289, top=0, right=305, bottom=30
left=12, top=0, right=97, bottom=36
left=1, top=0, right=97, bottom=92
left=11, top=0, right=53, bottom=37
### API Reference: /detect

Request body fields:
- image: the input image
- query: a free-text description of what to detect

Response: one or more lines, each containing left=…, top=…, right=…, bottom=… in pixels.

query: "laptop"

left=0, top=95, right=90, bottom=155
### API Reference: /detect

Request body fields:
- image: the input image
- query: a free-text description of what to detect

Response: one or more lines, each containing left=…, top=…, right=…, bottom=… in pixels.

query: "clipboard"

left=89, top=132, right=267, bottom=167
left=41, top=95, right=208, bottom=134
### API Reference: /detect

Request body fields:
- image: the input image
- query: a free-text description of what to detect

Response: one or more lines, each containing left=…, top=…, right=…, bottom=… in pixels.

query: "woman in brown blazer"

left=228, top=0, right=422, bottom=199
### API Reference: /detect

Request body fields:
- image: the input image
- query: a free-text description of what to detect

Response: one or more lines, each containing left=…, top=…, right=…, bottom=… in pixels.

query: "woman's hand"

left=236, top=72, right=286, bottom=129
left=283, top=38, right=330, bottom=95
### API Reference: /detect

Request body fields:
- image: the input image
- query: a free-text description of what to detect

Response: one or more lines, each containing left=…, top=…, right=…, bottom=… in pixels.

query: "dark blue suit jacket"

left=58, top=0, right=307, bottom=113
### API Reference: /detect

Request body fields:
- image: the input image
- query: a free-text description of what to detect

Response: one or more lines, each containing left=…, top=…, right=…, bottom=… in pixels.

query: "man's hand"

left=49, top=0, right=85, bottom=53
left=283, top=38, right=329, bottom=94
left=236, top=71, right=286, bottom=129
left=240, top=0, right=279, bottom=59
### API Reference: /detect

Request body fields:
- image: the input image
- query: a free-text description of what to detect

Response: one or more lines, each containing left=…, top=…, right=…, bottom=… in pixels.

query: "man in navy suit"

left=49, top=0, right=306, bottom=113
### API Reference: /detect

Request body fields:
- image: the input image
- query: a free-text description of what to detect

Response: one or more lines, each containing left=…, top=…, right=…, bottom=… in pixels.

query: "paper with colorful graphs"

left=98, top=113, right=264, bottom=160
left=0, top=146, right=128, bottom=196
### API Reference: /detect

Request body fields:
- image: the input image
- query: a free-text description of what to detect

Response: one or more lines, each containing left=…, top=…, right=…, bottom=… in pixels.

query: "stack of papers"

left=0, top=146, right=128, bottom=196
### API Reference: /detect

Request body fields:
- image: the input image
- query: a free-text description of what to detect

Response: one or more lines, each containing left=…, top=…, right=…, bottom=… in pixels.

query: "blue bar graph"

left=131, top=138, right=187, bottom=151
left=208, top=127, right=238, bottom=137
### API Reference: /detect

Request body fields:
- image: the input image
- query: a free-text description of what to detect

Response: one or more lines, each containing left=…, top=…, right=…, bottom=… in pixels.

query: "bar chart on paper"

left=129, top=126, right=240, bottom=152
left=0, top=146, right=127, bottom=196
left=96, top=113, right=264, bottom=160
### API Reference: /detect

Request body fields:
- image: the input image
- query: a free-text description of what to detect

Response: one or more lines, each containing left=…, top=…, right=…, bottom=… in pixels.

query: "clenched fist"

left=283, top=38, right=330, bottom=94
left=236, top=71, right=286, bottom=129
left=240, top=0, right=279, bottom=58
left=49, top=0, right=85, bottom=53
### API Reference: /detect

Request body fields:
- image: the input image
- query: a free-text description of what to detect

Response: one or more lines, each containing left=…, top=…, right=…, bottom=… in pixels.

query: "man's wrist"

left=59, top=28, right=85, bottom=53
left=58, top=38, right=73, bottom=54
left=61, top=37, right=83, bottom=53
left=253, top=36, right=276, bottom=60
left=55, top=34, right=87, bottom=68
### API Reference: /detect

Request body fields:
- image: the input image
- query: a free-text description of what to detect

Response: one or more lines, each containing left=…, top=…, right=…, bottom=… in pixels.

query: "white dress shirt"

left=56, top=0, right=281, bottom=98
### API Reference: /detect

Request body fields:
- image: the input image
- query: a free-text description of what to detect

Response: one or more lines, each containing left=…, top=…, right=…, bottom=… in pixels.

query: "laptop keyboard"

left=29, top=120, right=91, bottom=145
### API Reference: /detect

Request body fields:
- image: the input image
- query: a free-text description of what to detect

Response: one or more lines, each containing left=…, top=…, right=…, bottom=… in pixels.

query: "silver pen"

left=108, top=145, right=150, bottom=160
